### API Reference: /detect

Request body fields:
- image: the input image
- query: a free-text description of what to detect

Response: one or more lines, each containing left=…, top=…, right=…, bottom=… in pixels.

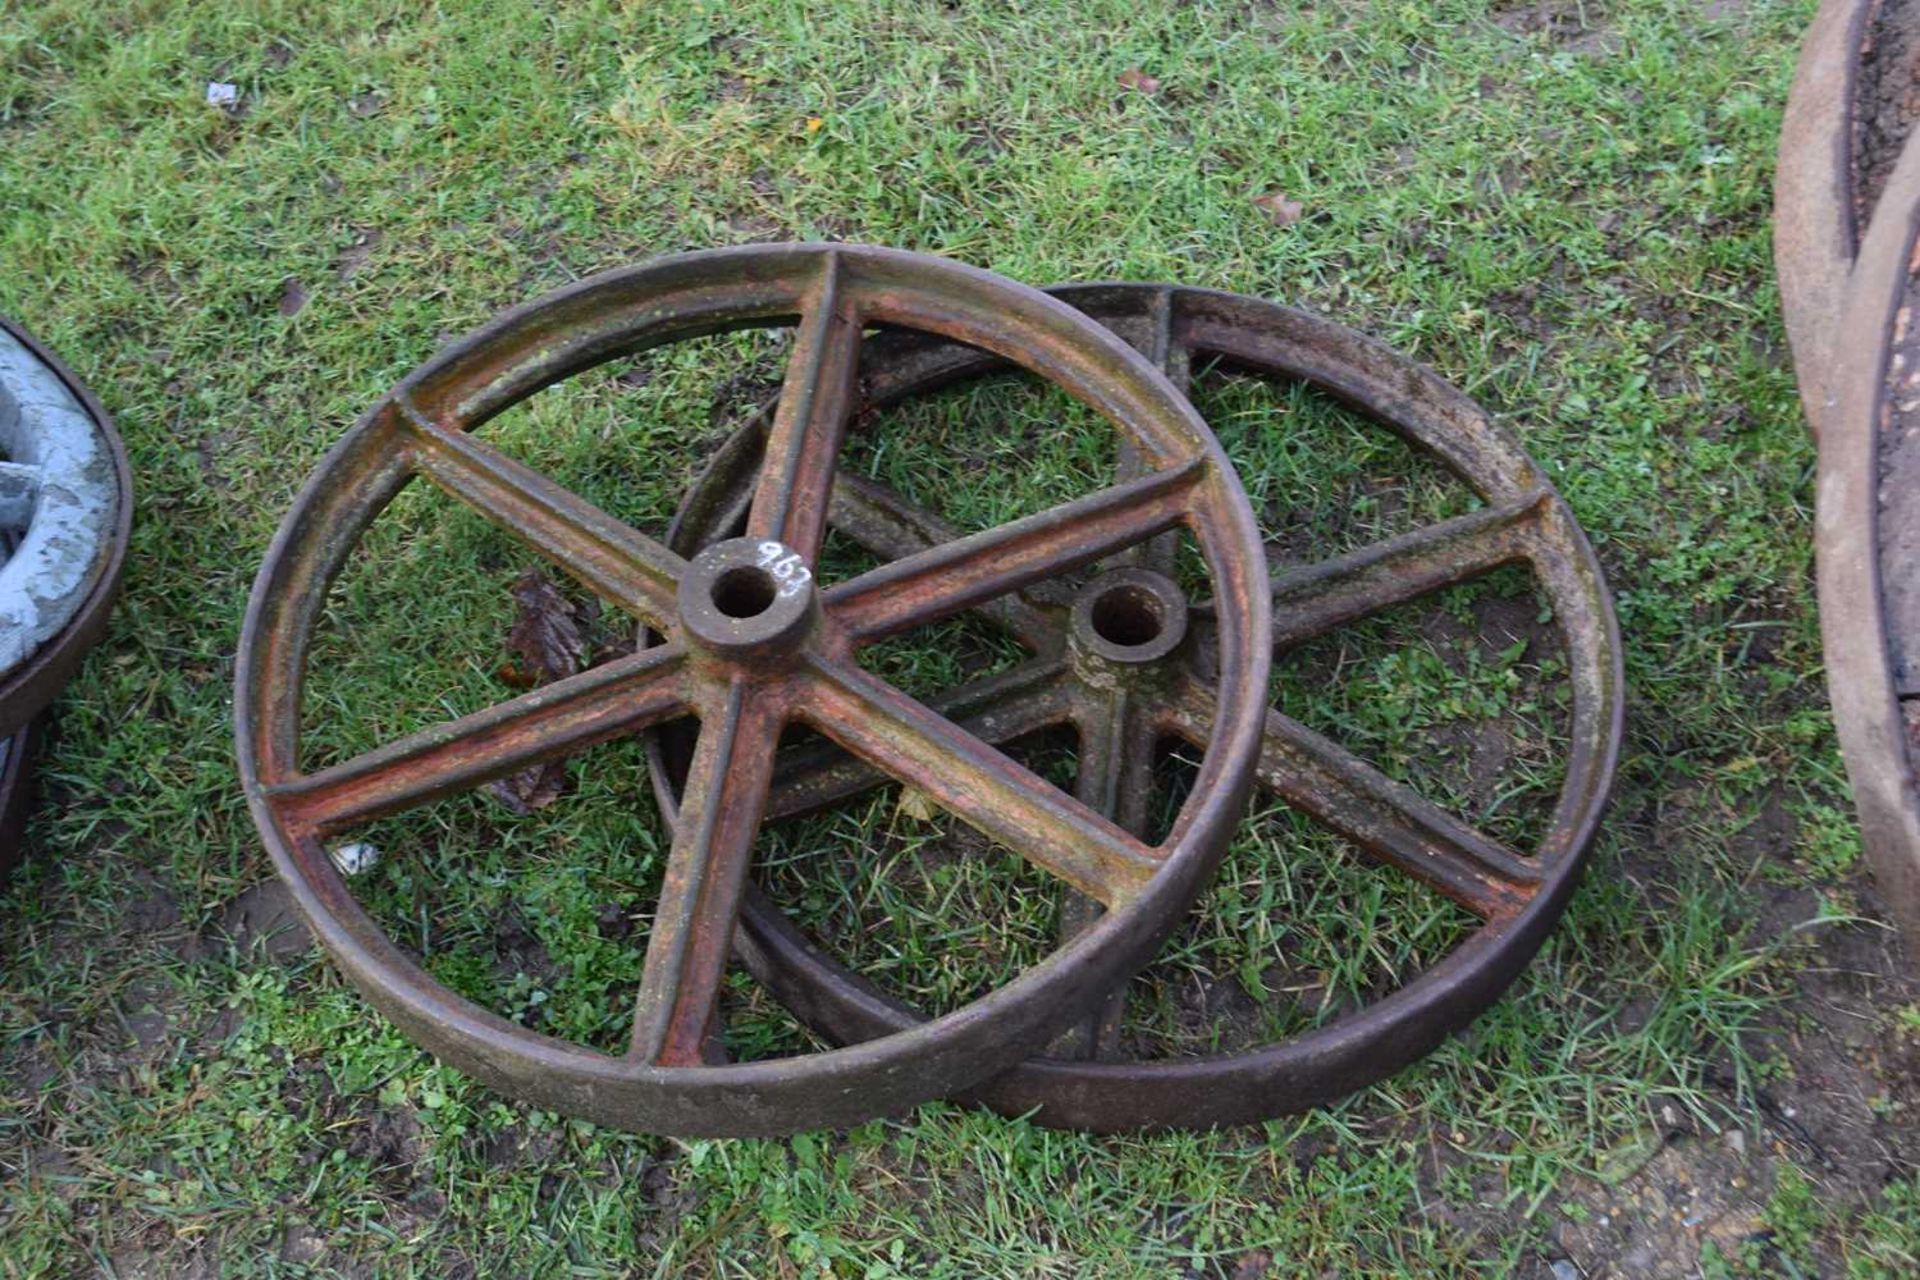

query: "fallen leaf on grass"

left=488, top=569, right=587, bottom=813
left=895, top=787, right=938, bottom=823
left=504, top=569, right=587, bottom=686
left=489, top=762, right=568, bottom=815
left=1117, top=67, right=1162, bottom=95
left=1252, top=190, right=1304, bottom=226
left=1229, top=1249, right=1273, bottom=1280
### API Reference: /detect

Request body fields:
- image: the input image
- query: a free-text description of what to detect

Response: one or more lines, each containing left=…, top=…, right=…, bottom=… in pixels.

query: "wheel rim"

left=235, top=245, right=1272, bottom=1137
left=1815, top=128, right=1920, bottom=941
left=1774, top=0, right=1875, bottom=422
left=656, top=283, right=1624, bottom=1130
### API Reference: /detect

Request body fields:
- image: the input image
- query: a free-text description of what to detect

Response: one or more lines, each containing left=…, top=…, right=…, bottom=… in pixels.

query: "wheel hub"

left=676, top=538, right=819, bottom=662
left=1070, top=569, right=1188, bottom=671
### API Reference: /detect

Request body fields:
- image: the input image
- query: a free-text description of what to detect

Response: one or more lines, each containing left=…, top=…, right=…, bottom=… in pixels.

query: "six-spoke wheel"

left=236, top=246, right=1274, bottom=1136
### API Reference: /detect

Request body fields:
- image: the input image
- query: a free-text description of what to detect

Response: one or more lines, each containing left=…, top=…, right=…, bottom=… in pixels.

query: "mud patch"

left=122, top=869, right=183, bottom=934
left=1490, top=1, right=1620, bottom=55
left=1536, top=882, right=1920, bottom=1275
left=1553, top=1134, right=1772, bottom=1278
left=106, top=1239, right=219, bottom=1280
left=211, top=880, right=313, bottom=960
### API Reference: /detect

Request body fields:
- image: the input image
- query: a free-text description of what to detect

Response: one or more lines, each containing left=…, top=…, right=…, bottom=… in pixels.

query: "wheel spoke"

left=760, top=657, right=1072, bottom=822
left=1075, top=690, right=1161, bottom=834
left=265, top=646, right=689, bottom=833
left=629, top=677, right=785, bottom=1067
left=1268, top=491, right=1548, bottom=650
left=1163, top=679, right=1539, bottom=920
left=1115, top=287, right=1186, bottom=577
left=826, top=458, right=1204, bottom=646
left=747, top=252, right=863, bottom=561
left=830, top=470, right=1064, bottom=652
left=655, top=658, right=1074, bottom=828
left=397, top=395, right=686, bottom=627
left=1049, top=687, right=1159, bottom=1059
left=800, top=659, right=1161, bottom=905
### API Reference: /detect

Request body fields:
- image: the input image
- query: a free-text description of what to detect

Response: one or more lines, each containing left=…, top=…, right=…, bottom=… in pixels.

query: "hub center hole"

left=712, top=566, right=777, bottom=619
left=1090, top=584, right=1165, bottom=648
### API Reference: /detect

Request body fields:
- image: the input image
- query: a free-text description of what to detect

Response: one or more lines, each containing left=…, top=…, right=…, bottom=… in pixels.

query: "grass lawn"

left=5, top=0, right=1919, bottom=1275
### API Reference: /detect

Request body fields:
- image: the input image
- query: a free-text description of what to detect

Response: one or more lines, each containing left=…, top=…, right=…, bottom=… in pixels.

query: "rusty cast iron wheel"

left=234, top=245, right=1272, bottom=1137
left=1782, top=0, right=1920, bottom=940
left=656, top=284, right=1624, bottom=1131
left=1816, top=129, right=1920, bottom=941
left=0, top=316, right=134, bottom=881
left=1776, top=0, right=1875, bottom=420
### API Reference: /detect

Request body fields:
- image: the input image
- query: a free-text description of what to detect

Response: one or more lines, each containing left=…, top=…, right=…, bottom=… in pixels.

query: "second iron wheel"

left=653, top=283, right=1624, bottom=1131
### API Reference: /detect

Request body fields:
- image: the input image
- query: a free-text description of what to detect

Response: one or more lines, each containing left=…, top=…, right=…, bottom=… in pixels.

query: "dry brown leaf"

left=1117, top=67, right=1162, bottom=95
left=895, top=787, right=938, bottom=823
left=1252, top=190, right=1304, bottom=227
left=504, top=568, right=587, bottom=687
left=489, top=761, right=568, bottom=815
left=1229, top=1249, right=1273, bottom=1280
left=488, top=569, right=588, bottom=813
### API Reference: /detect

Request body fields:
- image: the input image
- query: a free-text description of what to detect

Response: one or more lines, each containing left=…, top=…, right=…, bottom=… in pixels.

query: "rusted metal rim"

left=1816, top=128, right=1920, bottom=939
left=1775, top=0, right=1875, bottom=422
left=234, top=245, right=1272, bottom=1137
left=658, top=284, right=1624, bottom=1130
left=1778, top=2, right=1920, bottom=938
left=0, top=315, right=133, bottom=739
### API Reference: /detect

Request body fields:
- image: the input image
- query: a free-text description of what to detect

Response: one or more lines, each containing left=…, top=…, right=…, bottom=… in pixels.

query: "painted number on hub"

left=757, top=541, right=812, bottom=598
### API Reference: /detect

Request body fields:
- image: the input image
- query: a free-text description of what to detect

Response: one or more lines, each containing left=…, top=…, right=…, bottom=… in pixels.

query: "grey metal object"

left=0, top=324, right=123, bottom=676
left=0, top=316, right=132, bottom=881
